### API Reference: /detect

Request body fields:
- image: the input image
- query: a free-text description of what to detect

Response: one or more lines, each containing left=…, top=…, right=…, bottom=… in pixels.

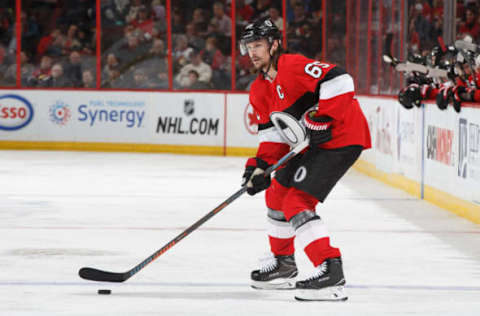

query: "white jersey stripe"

left=267, top=218, right=295, bottom=239
left=295, top=219, right=329, bottom=250
left=258, top=126, right=289, bottom=144
left=319, top=73, right=354, bottom=100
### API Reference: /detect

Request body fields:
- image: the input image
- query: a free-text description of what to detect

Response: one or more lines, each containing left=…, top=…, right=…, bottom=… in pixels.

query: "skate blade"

left=251, top=278, right=296, bottom=290
left=294, top=285, right=348, bottom=301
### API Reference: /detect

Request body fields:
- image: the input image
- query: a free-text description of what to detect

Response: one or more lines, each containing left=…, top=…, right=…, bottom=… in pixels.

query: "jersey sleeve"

left=288, top=55, right=355, bottom=121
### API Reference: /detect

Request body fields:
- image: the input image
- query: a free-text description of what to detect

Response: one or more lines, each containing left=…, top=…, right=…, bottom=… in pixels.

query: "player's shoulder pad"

left=250, top=75, right=265, bottom=92
left=278, top=54, right=336, bottom=80
left=278, top=54, right=311, bottom=71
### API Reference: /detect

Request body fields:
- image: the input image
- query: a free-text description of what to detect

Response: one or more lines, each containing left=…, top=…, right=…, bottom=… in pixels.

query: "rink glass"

left=0, top=0, right=463, bottom=95
left=0, top=1, right=15, bottom=87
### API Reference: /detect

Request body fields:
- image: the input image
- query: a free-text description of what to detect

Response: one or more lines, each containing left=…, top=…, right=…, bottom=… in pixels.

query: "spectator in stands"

left=0, top=44, right=12, bottom=85
left=173, top=34, right=194, bottom=71
left=287, top=2, right=313, bottom=54
left=204, top=20, right=223, bottom=42
left=63, top=24, right=82, bottom=55
left=131, top=68, right=152, bottom=89
left=202, top=37, right=226, bottom=70
left=133, top=39, right=169, bottom=89
left=146, top=38, right=166, bottom=59
left=149, top=23, right=164, bottom=40
left=185, top=22, right=205, bottom=51
left=81, top=69, right=95, bottom=88
left=408, top=2, right=432, bottom=52
left=133, top=38, right=168, bottom=89
left=103, top=0, right=130, bottom=26
left=102, top=67, right=120, bottom=88
left=48, top=30, right=67, bottom=58
left=131, top=5, right=154, bottom=35
left=64, top=51, right=83, bottom=87
left=237, top=0, right=255, bottom=26
left=185, top=70, right=211, bottom=89
left=202, top=36, right=229, bottom=89
left=40, top=63, right=72, bottom=87
left=103, top=53, right=121, bottom=78
left=118, top=34, right=148, bottom=68
left=458, top=6, right=480, bottom=41
left=29, top=55, right=53, bottom=86
left=309, top=0, right=323, bottom=24
left=37, top=28, right=62, bottom=56
left=21, top=10, right=40, bottom=54
left=151, top=0, right=166, bottom=21
left=269, top=7, right=283, bottom=31
left=77, top=27, right=95, bottom=55
left=289, top=2, right=312, bottom=31
left=211, top=2, right=231, bottom=37
left=147, top=56, right=169, bottom=89
left=192, top=8, right=208, bottom=35
left=4, top=51, right=34, bottom=86
left=126, top=0, right=145, bottom=24
left=430, top=16, right=443, bottom=46
left=175, top=49, right=212, bottom=88
left=408, top=16, right=421, bottom=54
left=252, top=0, right=272, bottom=19
left=0, top=8, right=13, bottom=47
left=172, top=8, right=185, bottom=34
left=431, top=0, right=444, bottom=22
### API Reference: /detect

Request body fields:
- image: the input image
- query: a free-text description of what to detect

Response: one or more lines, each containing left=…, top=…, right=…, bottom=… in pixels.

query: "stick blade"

left=79, top=267, right=129, bottom=282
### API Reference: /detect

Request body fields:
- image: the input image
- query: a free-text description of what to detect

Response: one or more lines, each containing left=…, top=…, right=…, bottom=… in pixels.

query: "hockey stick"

left=383, top=54, right=449, bottom=79
left=454, top=40, right=478, bottom=78
left=79, top=113, right=309, bottom=283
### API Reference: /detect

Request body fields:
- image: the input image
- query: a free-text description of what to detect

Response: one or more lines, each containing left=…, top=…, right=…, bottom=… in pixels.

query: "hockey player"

left=240, top=17, right=371, bottom=301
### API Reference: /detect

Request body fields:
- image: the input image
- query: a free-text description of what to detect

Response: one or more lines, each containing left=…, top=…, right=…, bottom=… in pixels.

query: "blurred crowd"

left=0, top=0, right=96, bottom=88
left=0, top=6, right=15, bottom=87
left=408, top=0, right=480, bottom=56
left=3, top=0, right=478, bottom=93
left=0, top=0, right=335, bottom=90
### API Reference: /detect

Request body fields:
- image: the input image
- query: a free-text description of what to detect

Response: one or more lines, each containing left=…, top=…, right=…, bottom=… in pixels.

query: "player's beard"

left=251, top=56, right=271, bottom=73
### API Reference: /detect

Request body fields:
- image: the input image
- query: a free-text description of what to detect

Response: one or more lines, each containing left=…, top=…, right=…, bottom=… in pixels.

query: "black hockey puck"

left=98, top=289, right=111, bottom=295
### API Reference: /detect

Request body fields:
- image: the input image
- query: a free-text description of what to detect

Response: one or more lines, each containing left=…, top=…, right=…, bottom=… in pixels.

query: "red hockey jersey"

left=249, top=54, right=371, bottom=165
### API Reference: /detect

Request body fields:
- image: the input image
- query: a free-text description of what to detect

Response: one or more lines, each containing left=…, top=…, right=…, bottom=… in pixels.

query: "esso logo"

left=0, top=95, right=34, bottom=131
left=244, top=102, right=258, bottom=135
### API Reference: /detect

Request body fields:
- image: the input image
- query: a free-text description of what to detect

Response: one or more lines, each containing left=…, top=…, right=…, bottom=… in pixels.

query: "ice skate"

left=251, top=253, right=298, bottom=290
left=295, top=257, right=348, bottom=301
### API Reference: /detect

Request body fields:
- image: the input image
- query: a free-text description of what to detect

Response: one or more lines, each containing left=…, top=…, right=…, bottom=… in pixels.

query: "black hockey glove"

left=420, top=84, right=433, bottom=100
left=452, top=85, right=465, bottom=113
left=398, top=84, right=421, bottom=109
left=303, top=110, right=333, bottom=148
left=436, top=86, right=452, bottom=110
left=242, top=157, right=271, bottom=196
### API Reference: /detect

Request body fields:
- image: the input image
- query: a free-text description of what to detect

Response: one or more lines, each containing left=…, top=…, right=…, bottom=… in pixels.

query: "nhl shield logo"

left=184, top=99, right=194, bottom=116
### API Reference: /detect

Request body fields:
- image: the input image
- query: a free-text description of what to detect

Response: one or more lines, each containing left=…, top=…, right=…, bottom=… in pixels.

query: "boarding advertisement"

left=455, top=106, right=480, bottom=205
left=226, top=93, right=258, bottom=149
left=423, top=102, right=480, bottom=205
left=151, top=93, right=224, bottom=146
left=396, top=103, right=422, bottom=181
left=357, top=96, right=398, bottom=173
left=423, top=103, right=457, bottom=193
left=0, top=90, right=224, bottom=146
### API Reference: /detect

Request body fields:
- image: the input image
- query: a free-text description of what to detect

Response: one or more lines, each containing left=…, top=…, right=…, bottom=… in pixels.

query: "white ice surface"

left=0, top=151, right=479, bottom=316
